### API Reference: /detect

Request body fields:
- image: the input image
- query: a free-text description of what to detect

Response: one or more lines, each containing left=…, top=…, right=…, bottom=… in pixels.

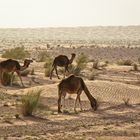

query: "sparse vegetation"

left=68, top=53, right=88, bottom=76
left=37, top=51, right=50, bottom=62
left=44, top=56, right=53, bottom=77
left=20, top=89, right=42, bottom=116
left=76, top=53, right=88, bottom=70
left=88, top=71, right=98, bottom=80
left=122, top=98, right=130, bottom=106
left=45, top=67, right=52, bottom=77
left=68, top=64, right=81, bottom=76
left=92, top=61, right=99, bottom=69
left=133, top=63, right=138, bottom=71
left=117, top=59, right=133, bottom=66
left=2, top=47, right=29, bottom=60
left=30, top=68, right=35, bottom=75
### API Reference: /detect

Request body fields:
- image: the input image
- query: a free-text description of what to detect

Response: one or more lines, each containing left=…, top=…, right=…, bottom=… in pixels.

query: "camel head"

left=71, top=53, right=76, bottom=58
left=23, top=59, right=33, bottom=68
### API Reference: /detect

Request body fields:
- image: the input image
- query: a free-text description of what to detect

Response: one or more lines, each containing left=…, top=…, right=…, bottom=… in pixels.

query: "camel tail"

left=81, top=79, right=97, bottom=111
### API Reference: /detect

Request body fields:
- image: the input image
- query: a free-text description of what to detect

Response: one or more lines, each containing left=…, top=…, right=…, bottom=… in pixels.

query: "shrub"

left=68, top=53, right=88, bottom=76
left=88, top=71, right=98, bottom=80
left=68, top=64, right=81, bottom=76
left=20, top=89, right=42, bottom=116
left=44, top=57, right=53, bottom=68
left=138, top=57, right=140, bottom=64
left=92, top=61, right=99, bottom=69
left=30, top=68, right=35, bottom=75
left=44, top=57, right=53, bottom=77
left=45, top=67, right=52, bottom=77
left=37, top=51, right=50, bottom=62
left=2, top=47, right=29, bottom=60
left=76, top=53, right=88, bottom=70
left=117, top=59, right=133, bottom=66
left=133, top=64, right=138, bottom=71
left=122, top=98, right=130, bottom=106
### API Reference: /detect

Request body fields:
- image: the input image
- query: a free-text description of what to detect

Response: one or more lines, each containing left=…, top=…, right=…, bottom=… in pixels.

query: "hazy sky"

left=0, top=0, right=140, bottom=28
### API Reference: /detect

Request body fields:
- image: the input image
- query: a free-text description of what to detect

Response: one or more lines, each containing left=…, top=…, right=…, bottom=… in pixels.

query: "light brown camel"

left=50, top=53, right=76, bottom=79
left=58, top=74, right=97, bottom=113
left=0, top=59, right=33, bottom=87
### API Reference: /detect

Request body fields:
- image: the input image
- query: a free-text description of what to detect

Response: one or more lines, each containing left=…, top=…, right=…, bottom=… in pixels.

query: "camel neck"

left=69, top=56, right=75, bottom=64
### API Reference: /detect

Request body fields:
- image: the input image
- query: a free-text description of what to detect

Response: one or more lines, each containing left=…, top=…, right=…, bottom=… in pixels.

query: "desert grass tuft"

left=2, top=47, right=29, bottom=60
left=20, top=89, right=42, bottom=116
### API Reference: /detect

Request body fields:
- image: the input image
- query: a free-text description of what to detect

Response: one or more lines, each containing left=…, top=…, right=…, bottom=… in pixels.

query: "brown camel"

left=0, top=59, right=33, bottom=87
left=50, top=53, right=76, bottom=79
left=58, top=74, right=97, bottom=113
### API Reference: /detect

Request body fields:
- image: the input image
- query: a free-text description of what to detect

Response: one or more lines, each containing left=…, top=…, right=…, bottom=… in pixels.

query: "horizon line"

left=0, top=25, right=140, bottom=29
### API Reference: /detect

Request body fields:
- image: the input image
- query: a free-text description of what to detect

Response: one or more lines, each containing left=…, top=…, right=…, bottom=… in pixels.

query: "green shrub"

left=68, top=53, right=88, bottom=76
left=20, top=89, right=42, bottom=116
left=44, top=57, right=53, bottom=77
left=2, top=47, right=29, bottom=60
left=68, top=64, right=81, bottom=76
left=76, top=53, right=88, bottom=70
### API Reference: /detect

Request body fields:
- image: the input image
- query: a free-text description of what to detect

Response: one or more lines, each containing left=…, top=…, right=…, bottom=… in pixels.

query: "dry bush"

left=44, top=57, right=53, bottom=77
left=30, top=68, right=35, bottom=75
left=138, top=57, right=140, bottom=64
left=68, top=64, right=81, bottom=76
left=76, top=53, right=88, bottom=70
left=37, top=51, right=50, bottom=62
left=122, top=98, right=130, bottom=106
left=45, top=67, right=52, bottom=77
left=2, top=47, right=29, bottom=60
left=88, top=71, right=98, bottom=80
left=92, top=61, right=99, bottom=69
left=117, top=59, right=133, bottom=66
left=133, top=63, right=138, bottom=71
left=68, top=53, right=88, bottom=76
left=20, top=89, right=42, bottom=116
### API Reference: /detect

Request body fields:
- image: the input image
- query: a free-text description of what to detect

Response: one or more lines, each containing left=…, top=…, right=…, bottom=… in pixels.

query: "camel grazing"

left=58, top=74, right=97, bottom=113
left=50, top=53, right=76, bottom=79
left=0, top=59, right=33, bottom=87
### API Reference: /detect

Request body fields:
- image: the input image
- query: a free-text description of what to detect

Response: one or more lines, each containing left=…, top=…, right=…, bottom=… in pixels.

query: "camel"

left=50, top=53, right=76, bottom=79
left=0, top=59, right=33, bottom=87
left=58, top=74, right=97, bottom=113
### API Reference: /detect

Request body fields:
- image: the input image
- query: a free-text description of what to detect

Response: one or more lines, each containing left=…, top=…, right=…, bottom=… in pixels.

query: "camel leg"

left=10, top=72, right=14, bottom=86
left=16, top=71, right=24, bottom=87
left=58, top=91, right=62, bottom=113
left=55, top=66, right=60, bottom=79
left=63, top=67, right=67, bottom=78
left=62, top=92, right=66, bottom=109
left=74, top=90, right=82, bottom=112
left=50, top=66, right=54, bottom=80
left=63, top=65, right=69, bottom=78
left=78, top=95, right=83, bottom=111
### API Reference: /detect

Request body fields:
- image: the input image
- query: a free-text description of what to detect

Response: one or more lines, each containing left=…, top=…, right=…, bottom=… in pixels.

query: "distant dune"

left=0, top=26, right=140, bottom=45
